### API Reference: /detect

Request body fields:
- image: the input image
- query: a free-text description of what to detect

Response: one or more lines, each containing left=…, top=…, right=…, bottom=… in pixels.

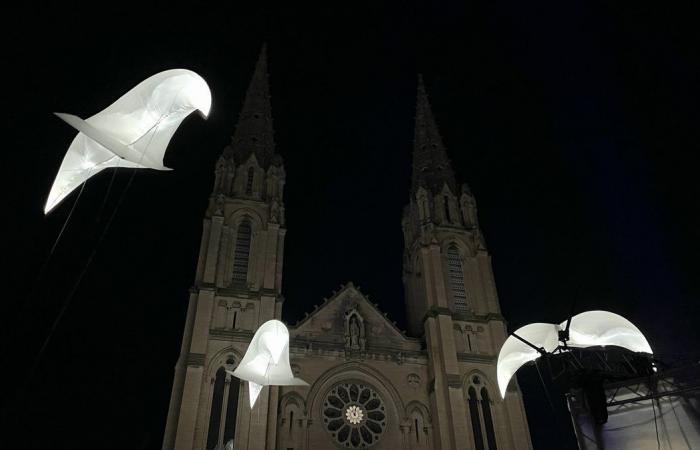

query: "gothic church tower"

left=162, top=46, right=286, bottom=450
left=401, top=76, right=532, bottom=450
left=163, top=55, right=533, bottom=450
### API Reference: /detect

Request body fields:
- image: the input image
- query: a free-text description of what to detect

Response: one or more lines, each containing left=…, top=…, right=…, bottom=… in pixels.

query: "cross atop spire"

left=229, top=44, right=277, bottom=168
left=412, top=75, right=457, bottom=194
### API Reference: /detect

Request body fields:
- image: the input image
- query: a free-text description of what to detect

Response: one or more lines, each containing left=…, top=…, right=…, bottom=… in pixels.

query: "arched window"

left=468, top=386, right=485, bottom=450
left=207, top=365, right=240, bottom=450
left=407, top=409, right=429, bottom=450
left=481, top=388, right=498, bottom=450
left=206, top=368, right=226, bottom=450
left=223, top=374, right=240, bottom=445
left=232, top=219, right=252, bottom=285
left=246, top=167, right=255, bottom=195
left=443, top=195, right=452, bottom=223
left=446, top=245, right=468, bottom=312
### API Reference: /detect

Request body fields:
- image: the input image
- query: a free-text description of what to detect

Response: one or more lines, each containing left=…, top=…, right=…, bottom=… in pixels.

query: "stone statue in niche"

left=350, top=316, right=360, bottom=349
left=344, top=309, right=366, bottom=352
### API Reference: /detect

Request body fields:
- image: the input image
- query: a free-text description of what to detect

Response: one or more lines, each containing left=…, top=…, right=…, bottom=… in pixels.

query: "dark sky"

left=3, top=2, right=699, bottom=449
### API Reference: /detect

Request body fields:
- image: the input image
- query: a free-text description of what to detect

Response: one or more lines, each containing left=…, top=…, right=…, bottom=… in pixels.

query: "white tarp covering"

left=497, top=311, right=653, bottom=398
left=568, top=365, right=700, bottom=449
left=229, top=320, right=308, bottom=408
left=45, top=69, right=211, bottom=214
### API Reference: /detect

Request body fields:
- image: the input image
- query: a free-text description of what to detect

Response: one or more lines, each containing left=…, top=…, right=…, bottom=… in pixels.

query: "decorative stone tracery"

left=322, top=382, right=387, bottom=448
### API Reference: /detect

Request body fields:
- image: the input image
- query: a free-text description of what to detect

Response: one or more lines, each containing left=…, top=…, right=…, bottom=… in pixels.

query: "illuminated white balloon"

left=228, top=320, right=308, bottom=408
left=497, top=310, right=652, bottom=399
left=45, top=69, right=212, bottom=214
left=560, top=311, right=653, bottom=354
left=496, top=323, right=560, bottom=400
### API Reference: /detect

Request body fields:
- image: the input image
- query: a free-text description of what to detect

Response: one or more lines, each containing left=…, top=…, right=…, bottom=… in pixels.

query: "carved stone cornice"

left=422, top=306, right=453, bottom=323
left=286, top=337, right=428, bottom=363
left=192, top=282, right=217, bottom=293
left=420, top=307, right=505, bottom=325
left=456, top=353, right=497, bottom=364
left=186, top=353, right=206, bottom=367
left=452, top=312, right=505, bottom=323
left=209, top=329, right=254, bottom=342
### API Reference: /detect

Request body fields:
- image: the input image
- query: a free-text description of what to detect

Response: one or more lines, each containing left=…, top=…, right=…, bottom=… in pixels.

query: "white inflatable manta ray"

left=228, top=320, right=308, bottom=408
left=497, top=310, right=652, bottom=399
left=45, top=69, right=212, bottom=214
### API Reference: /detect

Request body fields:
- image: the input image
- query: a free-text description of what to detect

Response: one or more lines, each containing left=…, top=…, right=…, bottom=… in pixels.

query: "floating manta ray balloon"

left=496, top=310, right=652, bottom=399
left=45, top=69, right=212, bottom=214
left=228, top=320, right=308, bottom=408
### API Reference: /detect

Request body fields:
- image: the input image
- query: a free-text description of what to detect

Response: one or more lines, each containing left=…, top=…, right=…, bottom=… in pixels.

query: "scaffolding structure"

left=567, top=363, right=700, bottom=449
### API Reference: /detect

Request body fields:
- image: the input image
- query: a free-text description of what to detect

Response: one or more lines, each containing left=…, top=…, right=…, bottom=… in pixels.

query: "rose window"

left=322, top=382, right=386, bottom=448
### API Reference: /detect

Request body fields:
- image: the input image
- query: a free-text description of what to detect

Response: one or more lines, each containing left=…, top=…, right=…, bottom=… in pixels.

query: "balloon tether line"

left=27, top=124, right=160, bottom=382
left=534, top=357, right=571, bottom=447
left=20, top=180, right=88, bottom=310
left=27, top=168, right=138, bottom=383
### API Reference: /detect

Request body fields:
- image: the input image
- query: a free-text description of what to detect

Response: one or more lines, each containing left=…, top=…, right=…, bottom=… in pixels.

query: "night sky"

left=4, top=2, right=699, bottom=449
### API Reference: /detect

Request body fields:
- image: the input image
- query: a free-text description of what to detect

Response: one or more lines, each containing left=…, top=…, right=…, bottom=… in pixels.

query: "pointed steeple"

left=229, top=44, right=277, bottom=168
left=412, top=75, right=457, bottom=194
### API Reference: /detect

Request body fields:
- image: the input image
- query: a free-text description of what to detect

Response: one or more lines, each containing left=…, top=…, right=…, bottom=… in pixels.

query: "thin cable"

left=27, top=113, right=162, bottom=378
left=535, top=358, right=572, bottom=448
left=1, top=180, right=90, bottom=363
left=94, top=164, right=120, bottom=222
left=25, top=106, right=168, bottom=405
left=26, top=169, right=138, bottom=383
left=535, top=358, right=559, bottom=419
left=20, top=181, right=88, bottom=306
left=47, top=181, right=88, bottom=258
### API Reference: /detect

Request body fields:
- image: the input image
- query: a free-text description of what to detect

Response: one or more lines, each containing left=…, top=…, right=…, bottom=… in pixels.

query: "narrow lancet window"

left=206, top=368, right=226, bottom=450
left=468, top=387, right=485, bottom=450
left=481, top=388, right=498, bottom=450
left=246, top=167, right=255, bottom=195
left=446, top=245, right=468, bottom=312
left=232, top=219, right=252, bottom=285
left=223, top=376, right=240, bottom=445
left=444, top=195, right=451, bottom=223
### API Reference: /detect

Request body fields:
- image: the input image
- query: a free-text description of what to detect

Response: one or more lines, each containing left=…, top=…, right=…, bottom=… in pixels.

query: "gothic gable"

left=290, top=282, right=407, bottom=350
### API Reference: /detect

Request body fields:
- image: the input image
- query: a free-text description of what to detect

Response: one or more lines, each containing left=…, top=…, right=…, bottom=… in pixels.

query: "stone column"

left=162, top=292, right=198, bottom=450
left=203, top=216, right=224, bottom=284
left=217, top=379, right=232, bottom=449
left=400, top=421, right=411, bottom=449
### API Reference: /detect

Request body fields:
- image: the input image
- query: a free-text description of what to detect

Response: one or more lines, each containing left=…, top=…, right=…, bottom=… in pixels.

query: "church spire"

left=412, top=74, right=457, bottom=194
left=230, top=44, right=277, bottom=168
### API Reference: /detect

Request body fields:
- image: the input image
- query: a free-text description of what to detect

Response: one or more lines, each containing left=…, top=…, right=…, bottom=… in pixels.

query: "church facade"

left=162, top=48, right=533, bottom=450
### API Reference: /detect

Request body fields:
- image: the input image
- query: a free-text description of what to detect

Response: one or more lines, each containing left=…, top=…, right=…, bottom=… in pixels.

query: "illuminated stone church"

left=162, top=47, right=533, bottom=450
